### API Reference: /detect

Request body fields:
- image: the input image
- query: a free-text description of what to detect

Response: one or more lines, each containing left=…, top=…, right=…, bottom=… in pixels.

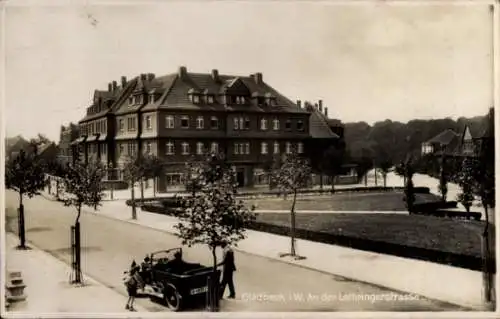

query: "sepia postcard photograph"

left=1, top=0, right=498, bottom=317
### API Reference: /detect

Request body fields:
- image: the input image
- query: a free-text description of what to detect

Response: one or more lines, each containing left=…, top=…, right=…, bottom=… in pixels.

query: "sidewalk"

left=4, top=232, right=148, bottom=315
left=82, top=198, right=487, bottom=310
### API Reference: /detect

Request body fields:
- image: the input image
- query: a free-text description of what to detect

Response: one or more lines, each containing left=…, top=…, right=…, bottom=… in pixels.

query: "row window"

left=128, top=94, right=144, bottom=106
left=81, top=120, right=107, bottom=136
left=233, top=117, right=250, bottom=130
left=260, top=142, right=303, bottom=154
left=144, top=115, right=152, bottom=130
left=165, top=141, right=219, bottom=155
left=233, top=142, right=250, bottom=155
left=190, top=94, right=215, bottom=104
left=165, top=115, right=219, bottom=129
left=118, top=143, right=138, bottom=157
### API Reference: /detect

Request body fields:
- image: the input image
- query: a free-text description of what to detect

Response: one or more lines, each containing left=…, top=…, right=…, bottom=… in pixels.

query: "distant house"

left=421, top=109, right=494, bottom=160
left=5, top=136, right=31, bottom=161
left=421, top=129, right=460, bottom=156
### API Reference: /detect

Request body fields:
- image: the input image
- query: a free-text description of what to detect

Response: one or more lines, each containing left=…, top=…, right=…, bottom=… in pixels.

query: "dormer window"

left=149, top=94, right=155, bottom=104
left=193, top=95, right=200, bottom=104
left=207, top=95, right=214, bottom=104
left=128, top=97, right=134, bottom=106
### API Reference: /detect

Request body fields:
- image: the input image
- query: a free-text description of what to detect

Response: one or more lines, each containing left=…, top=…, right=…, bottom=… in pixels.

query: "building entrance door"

left=236, top=171, right=245, bottom=187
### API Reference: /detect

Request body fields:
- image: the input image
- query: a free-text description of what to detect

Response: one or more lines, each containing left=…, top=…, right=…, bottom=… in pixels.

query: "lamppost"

left=108, top=163, right=114, bottom=201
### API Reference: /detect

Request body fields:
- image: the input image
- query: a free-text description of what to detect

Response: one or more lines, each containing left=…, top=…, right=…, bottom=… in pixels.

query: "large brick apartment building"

left=72, top=66, right=343, bottom=190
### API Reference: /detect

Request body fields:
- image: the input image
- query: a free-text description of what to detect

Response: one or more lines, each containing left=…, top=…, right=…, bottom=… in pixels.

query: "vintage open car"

left=133, top=248, right=220, bottom=311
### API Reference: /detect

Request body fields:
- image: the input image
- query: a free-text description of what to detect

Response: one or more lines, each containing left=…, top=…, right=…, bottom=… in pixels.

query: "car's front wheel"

left=163, top=283, right=182, bottom=311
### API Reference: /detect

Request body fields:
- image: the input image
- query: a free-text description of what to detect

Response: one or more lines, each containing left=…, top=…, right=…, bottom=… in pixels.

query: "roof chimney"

left=324, top=107, right=328, bottom=117
left=296, top=100, right=302, bottom=109
left=112, top=81, right=117, bottom=91
left=108, top=83, right=112, bottom=92
left=254, top=72, right=263, bottom=84
left=314, top=103, right=319, bottom=110
left=148, top=73, right=155, bottom=81
left=179, top=66, right=187, bottom=79
left=121, top=76, right=127, bottom=88
left=318, top=100, right=323, bottom=112
left=140, top=74, right=147, bottom=81
left=211, top=69, right=219, bottom=82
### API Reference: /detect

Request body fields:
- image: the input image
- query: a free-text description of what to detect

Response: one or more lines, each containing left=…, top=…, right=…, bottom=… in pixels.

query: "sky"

left=2, top=0, right=496, bottom=142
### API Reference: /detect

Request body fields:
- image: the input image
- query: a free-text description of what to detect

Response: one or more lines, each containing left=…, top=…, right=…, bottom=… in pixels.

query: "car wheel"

left=164, top=283, right=182, bottom=311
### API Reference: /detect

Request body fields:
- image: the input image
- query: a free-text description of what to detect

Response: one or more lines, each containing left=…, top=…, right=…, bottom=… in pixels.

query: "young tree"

left=183, top=155, right=205, bottom=197
left=456, top=158, right=475, bottom=220
left=402, top=158, right=416, bottom=214
left=145, top=155, right=165, bottom=197
left=59, top=159, right=105, bottom=284
left=5, top=150, right=47, bottom=249
left=320, top=145, right=345, bottom=193
left=271, top=151, right=312, bottom=259
left=122, top=155, right=145, bottom=219
left=377, top=160, right=393, bottom=188
left=175, top=152, right=256, bottom=311
left=438, top=154, right=448, bottom=202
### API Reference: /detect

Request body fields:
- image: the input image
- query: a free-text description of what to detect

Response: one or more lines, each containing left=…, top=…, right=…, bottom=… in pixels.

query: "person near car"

left=124, top=266, right=142, bottom=311
left=218, top=242, right=236, bottom=299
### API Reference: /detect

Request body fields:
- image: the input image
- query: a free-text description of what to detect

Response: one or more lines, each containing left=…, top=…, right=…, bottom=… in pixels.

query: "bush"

left=101, top=180, right=128, bottom=190
left=412, top=201, right=458, bottom=214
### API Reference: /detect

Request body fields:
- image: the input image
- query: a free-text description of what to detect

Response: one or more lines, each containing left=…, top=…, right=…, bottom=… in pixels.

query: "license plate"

left=190, top=286, right=208, bottom=295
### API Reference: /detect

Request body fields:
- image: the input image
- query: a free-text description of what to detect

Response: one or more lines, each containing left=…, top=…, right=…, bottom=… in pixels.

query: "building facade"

left=58, top=123, right=80, bottom=164
left=75, top=67, right=342, bottom=190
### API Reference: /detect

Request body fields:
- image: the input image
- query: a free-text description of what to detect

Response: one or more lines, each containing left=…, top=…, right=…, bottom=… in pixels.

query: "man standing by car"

left=218, top=242, right=236, bottom=299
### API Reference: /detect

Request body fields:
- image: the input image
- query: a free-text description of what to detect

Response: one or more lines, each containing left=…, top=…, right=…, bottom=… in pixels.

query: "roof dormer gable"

left=222, top=77, right=251, bottom=95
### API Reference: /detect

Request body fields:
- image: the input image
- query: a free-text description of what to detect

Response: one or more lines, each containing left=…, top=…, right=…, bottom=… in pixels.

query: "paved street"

left=5, top=191, right=462, bottom=312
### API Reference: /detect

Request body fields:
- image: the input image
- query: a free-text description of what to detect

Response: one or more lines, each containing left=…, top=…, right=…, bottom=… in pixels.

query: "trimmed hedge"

left=246, top=221, right=494, bottom=273
left=138, top=203, right=494, bottom=273
left=126, top=186, right=431, bottom=206
left=412, top=201, right=458, bottom=214
left=102, top=180, right=128, bottom=190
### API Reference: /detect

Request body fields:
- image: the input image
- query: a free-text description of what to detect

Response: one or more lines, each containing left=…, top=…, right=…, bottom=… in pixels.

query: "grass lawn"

left=245, top=191, right=442, bottom=211
left=255, top=213, right=488, bottom=258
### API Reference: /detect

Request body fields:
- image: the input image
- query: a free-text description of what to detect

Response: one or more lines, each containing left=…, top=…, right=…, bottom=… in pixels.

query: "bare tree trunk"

left=383, top=174, right=387, bottom=188
left=18, top=192, right=26, bottom=249
left=153, top=177, right=157, bottom=197
left=331, top=175, right=335, bottom=193
left=319, top=173, right=323, bottom=190
left=131, top=182, right=137, bottom=220
left=290, top=189, right=297, bottom=256
left=208, top=246, right=219, bottom=312
left=374, top=168, right=378, bottom=186
left=364, top=172, right=368, bottom=186
left=140, top=179, right=145, bottom=201
left=482, top=204, right=494, bottom=305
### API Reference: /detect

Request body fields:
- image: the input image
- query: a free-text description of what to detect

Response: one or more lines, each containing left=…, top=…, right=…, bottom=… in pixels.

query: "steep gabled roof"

left=425, top=129, right=459, bottom=145
left=151, top=71, right=308, bottom=114
left=307, top=106, right=340, bottom=139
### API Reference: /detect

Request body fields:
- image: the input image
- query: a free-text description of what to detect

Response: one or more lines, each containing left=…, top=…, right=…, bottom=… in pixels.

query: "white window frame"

left=260, top=118, right=268, bottom=130
left=196, top=142, right=204, bottom=155
left=233, top=142, right=239, bottom=155
left=166, top=141, right=174, bottom=155
left=196, top=116, right=204, bottom=129
left=166, top=115, right=174, bottom=128
left=244, top=117, right=250, bottom=130
left=245, top=142, right=250, bottom=155
left=261, top=142, right=268, bottom=154
left=145, top=115, right=152, bottom=130
left=182, top=142, right=190, bottom=155
left=233, top=117, right=239, bottom=130
left=273, top=118, right=280, bottom=131
left=273, top=141, right=280, bottom=154
left=193, top=95, right=200, bottom=104
left=210, top=142, right=218, bottom=154
left=297, top=120, right=304, bottom=131
left=207, top=95, right=214, bottom=104
left=210, top=116, right=219, bottom=129
left=239, top=117, right=244, bottom=130
left=145, top=142, right=152, bottom=154
left=180, top=116, right=189, bottom=129
left=285, top=142, right=292, bottom=154
left=298, top=142, right=304, bottom=154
